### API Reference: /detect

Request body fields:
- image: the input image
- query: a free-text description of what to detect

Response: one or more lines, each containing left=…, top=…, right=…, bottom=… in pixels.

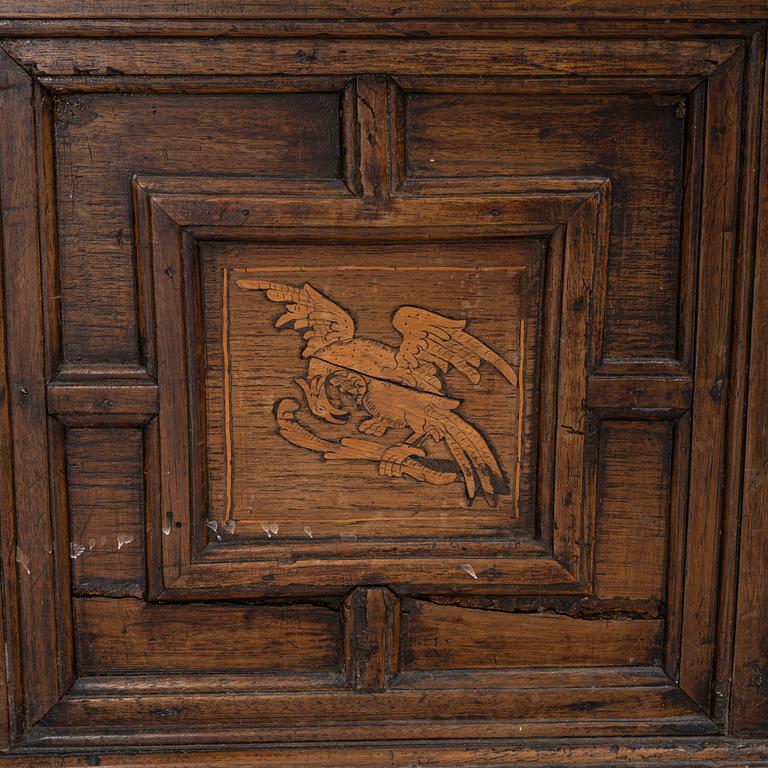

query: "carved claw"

left=359, top=417, right=389, bottom=436
left=378, top=443, right=427, bottom=478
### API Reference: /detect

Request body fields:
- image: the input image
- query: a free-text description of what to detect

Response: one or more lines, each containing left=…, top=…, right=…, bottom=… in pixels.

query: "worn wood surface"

left=135, top=180, right=607, bottom=598
left=0, top=6, right=765, bottom=764
left=343, top=587, right=400, bottom=691
left=66, top=429, right=145, bottom=597
left=2, top=741, right=768, bottom=767
left=678, top=48, right=743, bottom=712
left=74, top=598, right=342, bottom=674
left=4, top=38, right=741, bottom=78
left=594, top=421, right=671, bottom=601
left=52, top=91, right=339, bottom=366
left=400, top=599, right=663, bottom=669
left=731, top=40, right=768, bottom=734
left=405, top=91, right=685, bottom=361
left=0, top=50, right=64, bottom=728
left=0, top=1, right=764, bottom=20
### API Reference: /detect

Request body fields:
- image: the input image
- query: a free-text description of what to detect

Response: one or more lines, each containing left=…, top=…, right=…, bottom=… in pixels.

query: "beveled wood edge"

left=0, top=47, right=64, bottom=735
left=731, top=28, right=768, bottom=737
left=157, top=558, right=586, bottom=601
left=677, top=43, right=750, bottom=715
left=586, top=376, right=692, bottom=418
left=64, top=666, right=668, bottom=698
left=69, top=672, right=348, bottom=696
left=0, top=2, right=766, bottom=20
left=5, top=739, right=768, bottom=767
left=551, top=192, right=602, bottom=586
left=137, top=179, right=608, bottom=598
left=0, top=18, right=764, bottom=39
left=343, top=586, right=400, bottom=691
left=38, top=75, right=352, bottom=95
left=47, top=381, right=159, bottom=421
left=150, top=191, right=594, bottom=231
left=22, top=718, right=721, bottom=751
left=27, top=666, right=716, bottom=748
left=714, top=27, right=767, bottom=730
left=0, top=65, right=20, bottom=752
left=0, top=36, right=746, bottom=79
left=198, top=536, right=551, bottom=562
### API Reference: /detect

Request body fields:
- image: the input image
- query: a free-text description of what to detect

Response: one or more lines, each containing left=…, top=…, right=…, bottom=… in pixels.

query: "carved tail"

left=425, top=404, right=507, bottom=507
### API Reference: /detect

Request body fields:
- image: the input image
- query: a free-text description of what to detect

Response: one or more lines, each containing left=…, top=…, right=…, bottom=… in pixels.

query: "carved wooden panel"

left=0, top=8, right=766, bottom=766
left=138, top=178, right=606, bottom=597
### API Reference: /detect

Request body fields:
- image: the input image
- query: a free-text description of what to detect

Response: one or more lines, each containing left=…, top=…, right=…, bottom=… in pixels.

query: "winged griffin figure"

left=237, top=279, right=518, bottom=507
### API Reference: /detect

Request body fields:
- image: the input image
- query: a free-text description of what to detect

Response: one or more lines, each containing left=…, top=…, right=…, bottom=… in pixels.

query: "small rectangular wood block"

left=343, top=587, right=400, bottom=690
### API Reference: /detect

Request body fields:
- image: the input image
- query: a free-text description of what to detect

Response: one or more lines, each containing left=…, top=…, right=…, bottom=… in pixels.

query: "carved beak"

left=294, top=376, right=348, bottom=425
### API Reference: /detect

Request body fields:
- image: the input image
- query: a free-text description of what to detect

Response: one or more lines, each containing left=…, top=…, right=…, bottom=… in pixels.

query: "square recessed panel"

left=200, top=239, right=544, bottom=542
left=144, top=187, right=603, bottom=594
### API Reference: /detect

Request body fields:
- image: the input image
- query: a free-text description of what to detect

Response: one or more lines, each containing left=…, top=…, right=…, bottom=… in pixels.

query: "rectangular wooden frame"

left=136, top=177, right=609, bottom=598
left=0, top=16, right=765, bottom=760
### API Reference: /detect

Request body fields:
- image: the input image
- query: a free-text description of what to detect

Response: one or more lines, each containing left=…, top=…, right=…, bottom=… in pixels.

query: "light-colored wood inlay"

left=515, top=318, right=525, bottom=518
left=222, top=267, right=234, bottom=521
left=226, top=272, right=523, bottom=509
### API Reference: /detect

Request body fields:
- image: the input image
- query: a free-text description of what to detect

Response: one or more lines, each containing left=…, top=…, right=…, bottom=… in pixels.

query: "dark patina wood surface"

left=0, top=3, right=766, bottom=766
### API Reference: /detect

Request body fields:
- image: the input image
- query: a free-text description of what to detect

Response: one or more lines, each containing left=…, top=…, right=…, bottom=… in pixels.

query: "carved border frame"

left=134, top=177, right=610, bottom=598
left=0, top=19, right=764, bottom=756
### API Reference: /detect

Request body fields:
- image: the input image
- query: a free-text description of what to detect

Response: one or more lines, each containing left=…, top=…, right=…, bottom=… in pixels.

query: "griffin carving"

left=237, top=279, right=519, bottom=507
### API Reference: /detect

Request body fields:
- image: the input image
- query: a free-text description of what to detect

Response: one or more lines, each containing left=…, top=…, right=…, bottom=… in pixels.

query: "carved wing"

left=392, top=306, right=517, bottom=392
left=235, top=280, right=355, bottom=357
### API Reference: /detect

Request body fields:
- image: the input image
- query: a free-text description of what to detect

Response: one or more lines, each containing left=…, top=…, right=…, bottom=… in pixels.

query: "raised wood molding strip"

left=0, top=1, right=765, bottom=19
left=0, top=49, right=63, bottom=728
left=343, top=587, right=400, bottom=691
left=8, top=741, right=768, bottom=767
left=586, top=375, right=692, bottom=418
left=342, top=75, right=391, bottom=198
left=1, top=38, right=743, bottom=78
left=47, top=381, right=159, bottom=421
left=135, top=178, right=607, bottom=598
left=0, top=20, right=762, bottom=39
left=678, top=46, right=746, bottom=712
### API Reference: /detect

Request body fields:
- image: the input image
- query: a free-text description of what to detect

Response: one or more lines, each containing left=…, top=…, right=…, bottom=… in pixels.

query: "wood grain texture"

left=207, top=241, right=540, bottom=537
left=0, top=119, right=18, bottom=751
left=4, top=740, right=768, bottom=768
left=0, top=50, right=62, bottom=726
left=713, top=30, right=766, bottom=727
left=53, top=91, right=341, bottom=366
left=400, top=598, right=663, bottom=670
left=66, top=429, right=145, bottom=597
left=3, top=38, right=741, bottom=78
left=349, top=74, right=390, bottom=197
left=678, top=49, right=744, bottom=712
left=0, top=1, right=764, bottom=19
left=404, top=90, right=686, bottom=361
left=74, top=597, right=342, bottom=674
left=36, top=683, right=711, bottom=741
left=0, top=6, right=765, bottom=758
left=0, top=19, right=761, bottom=40
left=149, top=202, right=191, bottom=588
left=731, top=38, right=768, bottom=736
left=48, top=382, right=159, bottom=420
left=139, top=180, right=606, bottom=597
left=343, top=587, right=399, bottom=691
left=586, top=376, right=691, bottom=416
left=594, top=422, right=671, bottom=601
